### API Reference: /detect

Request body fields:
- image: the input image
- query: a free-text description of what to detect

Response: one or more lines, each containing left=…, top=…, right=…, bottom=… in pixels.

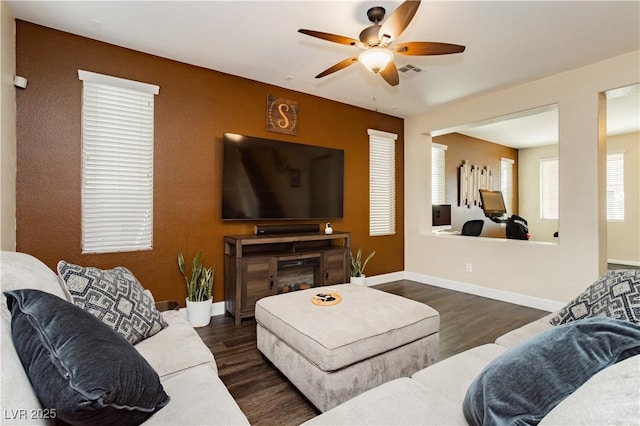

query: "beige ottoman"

left=255, top=284, right=440, bottom=412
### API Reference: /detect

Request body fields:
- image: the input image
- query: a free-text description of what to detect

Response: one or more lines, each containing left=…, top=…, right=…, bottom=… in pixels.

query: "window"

left=500, top=158, right=514, bottom=215
left=540, top=157, right=559, bottom=220
left=607, top=151, right=625, bottom=221
left=79, top=70, right=159, bottom=253
left=432, top=143, right=447, bottom=205
left=368, top=129, right=397, bottom=236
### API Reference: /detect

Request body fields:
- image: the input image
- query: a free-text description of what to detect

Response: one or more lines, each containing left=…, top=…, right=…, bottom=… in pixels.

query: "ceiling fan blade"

left=298, top=29, right=360, bottom=47
left=315, top=56, right=359, bottom=78
left=378, top=0, right=421, bottom=44
left=394, top=41, right=466, bottom=56
left=379, top=61, right=399, bottom=87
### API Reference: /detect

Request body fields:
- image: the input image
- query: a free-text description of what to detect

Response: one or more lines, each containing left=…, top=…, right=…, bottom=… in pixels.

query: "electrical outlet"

left=466, top=263, right=473, bottom=272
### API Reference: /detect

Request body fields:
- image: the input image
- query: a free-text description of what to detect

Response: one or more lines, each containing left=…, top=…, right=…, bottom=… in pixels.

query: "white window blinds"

left=540, top=157, right=559, bottom=220
left=79, top=70, right=159, bottom=253
left=501, top=158, right=514, bottom=215
left=607, top=151, right=625, bottom=221
left=432, top=143, right=447, bottom=205
left=368, top=129, right=397, bottom=236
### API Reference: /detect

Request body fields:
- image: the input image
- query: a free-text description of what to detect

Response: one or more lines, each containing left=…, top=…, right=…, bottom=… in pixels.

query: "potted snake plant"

left=350, top=248, right=375, bottom=286
left=178, top=251, right=214, bottom=327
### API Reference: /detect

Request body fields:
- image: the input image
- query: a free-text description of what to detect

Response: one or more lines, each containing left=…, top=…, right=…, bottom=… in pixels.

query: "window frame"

left=79, top=70, right=159, bottom=254
left=606, top=151, right=625, bottom=222
left=368, top=129, right=397, bottom=237
left=539, top=156, right=559, bottom=220
left=432, top=143, right=448, bottom=206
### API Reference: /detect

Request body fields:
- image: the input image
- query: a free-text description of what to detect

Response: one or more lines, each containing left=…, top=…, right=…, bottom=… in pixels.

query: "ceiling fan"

left=298, top=0, right=465, bottom=86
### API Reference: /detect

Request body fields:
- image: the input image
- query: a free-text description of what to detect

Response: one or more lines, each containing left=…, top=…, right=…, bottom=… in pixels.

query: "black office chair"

left=461, top=220, right=484, bottom=236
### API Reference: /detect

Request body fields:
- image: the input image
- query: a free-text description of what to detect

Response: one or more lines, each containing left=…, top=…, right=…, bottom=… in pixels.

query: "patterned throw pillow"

left=550, top=269, right=640, bottom=325
left=57, top=261, right=168, bottom=344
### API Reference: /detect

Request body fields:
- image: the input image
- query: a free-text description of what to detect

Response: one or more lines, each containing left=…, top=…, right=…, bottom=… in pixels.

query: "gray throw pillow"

left=4, top=289, right=170, bottom=426
left=463, top=317, right=640, bottom=426
left=57, top=260, right=167, bottom=345
left=550, top=269, right=640, bottom=325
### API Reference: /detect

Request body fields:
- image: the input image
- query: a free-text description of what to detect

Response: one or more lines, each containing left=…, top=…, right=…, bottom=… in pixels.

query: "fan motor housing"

left=359, top=25, right=381, bottom=47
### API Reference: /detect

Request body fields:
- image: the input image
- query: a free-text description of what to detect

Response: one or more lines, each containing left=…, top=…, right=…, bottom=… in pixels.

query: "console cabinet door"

left=324, top=249, right=348, bottom=286
left=240, top=257, right=276, bottom=317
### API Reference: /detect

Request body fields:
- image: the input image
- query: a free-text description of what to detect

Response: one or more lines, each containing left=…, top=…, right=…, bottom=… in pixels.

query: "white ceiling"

left=7, top=0, right=640, bottom=146
left=457, top=86, right=640, bottom=148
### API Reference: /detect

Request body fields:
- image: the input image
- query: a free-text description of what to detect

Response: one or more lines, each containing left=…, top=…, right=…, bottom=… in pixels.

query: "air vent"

left=398, top=64, right=423, bottom=79
left=398, top=64, right=422, bottom=73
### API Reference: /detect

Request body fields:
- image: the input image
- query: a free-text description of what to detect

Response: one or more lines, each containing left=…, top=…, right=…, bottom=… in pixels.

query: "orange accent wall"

left=433, top=133, right=518, bottom=238
left=15, top=21, right=404, bottom=304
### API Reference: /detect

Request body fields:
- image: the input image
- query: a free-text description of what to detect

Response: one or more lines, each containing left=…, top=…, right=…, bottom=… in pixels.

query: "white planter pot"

left=350, top=275, right=366, bottom=286
left=186, top=298, right=212, bottom=327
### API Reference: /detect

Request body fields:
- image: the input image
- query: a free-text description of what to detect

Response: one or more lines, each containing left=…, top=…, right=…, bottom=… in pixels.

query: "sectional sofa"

left=0, top=251, right=249, bottom=425
left=304, top=269, right=640, bottom=425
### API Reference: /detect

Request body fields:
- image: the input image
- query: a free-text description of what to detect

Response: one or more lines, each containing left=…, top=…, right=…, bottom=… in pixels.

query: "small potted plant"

left=178, top=251, right=214, bottom=327
left=350, top=248, right=375, bottom=286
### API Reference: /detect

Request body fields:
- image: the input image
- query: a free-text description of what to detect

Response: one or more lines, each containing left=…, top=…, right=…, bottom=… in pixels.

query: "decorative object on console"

left=325, top=222, right=333, bottom=234
left=550, top=269, right=640, bottom=325
left=4, top=289, right=170, bottom=425
left=350, top=248, right=376, bottom=285
left=459, top=161, right=493, bottom=208
left=267, top=95, right=298, bottom=135
left=57, top=260, right=167, bottom=344
left=178, top=251, right=214, bottom=327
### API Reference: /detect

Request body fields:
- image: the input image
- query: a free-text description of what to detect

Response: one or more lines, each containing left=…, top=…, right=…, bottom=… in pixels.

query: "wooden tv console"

left=224, top=231, right=350, bottom=325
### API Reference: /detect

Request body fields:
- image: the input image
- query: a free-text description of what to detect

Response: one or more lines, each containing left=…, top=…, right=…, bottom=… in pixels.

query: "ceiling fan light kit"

left=298, top=0, right=465, bottom=87
left=359, top=48, right=394, bottom=73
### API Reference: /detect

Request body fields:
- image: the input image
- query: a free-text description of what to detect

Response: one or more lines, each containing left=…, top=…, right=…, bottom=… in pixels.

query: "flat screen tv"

left=222, top=133, right=344, bottom=220
left=478, top=189, right=507, bottom=218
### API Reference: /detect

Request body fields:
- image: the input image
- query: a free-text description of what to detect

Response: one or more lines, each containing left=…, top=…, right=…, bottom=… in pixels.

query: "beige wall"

left=405, top=51, right=639, bottom=308
left=607, top=131, right=640, bottom=265
left=518, top=144, right=559, bottom=243
left=0, top=2, right=16, bottom=251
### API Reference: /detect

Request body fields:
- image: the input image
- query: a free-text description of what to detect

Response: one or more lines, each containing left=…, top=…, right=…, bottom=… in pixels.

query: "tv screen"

left=222, top=133, right=344, bottom=220
left=479, top=189, right=507, bottom=218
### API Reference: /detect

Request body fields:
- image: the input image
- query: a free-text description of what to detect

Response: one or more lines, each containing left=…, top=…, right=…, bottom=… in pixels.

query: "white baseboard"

left=608, top=259, right=640, bottom=267
left=362, top=271, right=405, bottom=287
left=403, top=271, right=564, bottom=312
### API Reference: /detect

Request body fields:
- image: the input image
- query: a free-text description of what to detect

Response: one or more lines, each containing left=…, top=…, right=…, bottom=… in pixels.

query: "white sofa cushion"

left=146, top=364, right=249, bottom=425
left=135, top=310, right=217, bottom=378
left=1, top=251, right=68, bottom=299
left=1, top=252, right=70, bottom=424
left=412, top=344, right=507, bottom=404
left=540, top=355, right=640, bottom=425
left=494, top=313, right=555, bottom=348
left=255, top=284, right=440, bottom=371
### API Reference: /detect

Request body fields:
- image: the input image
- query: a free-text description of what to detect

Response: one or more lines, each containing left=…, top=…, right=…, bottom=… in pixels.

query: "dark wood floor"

left=195, top=280, right=548, bottom=426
